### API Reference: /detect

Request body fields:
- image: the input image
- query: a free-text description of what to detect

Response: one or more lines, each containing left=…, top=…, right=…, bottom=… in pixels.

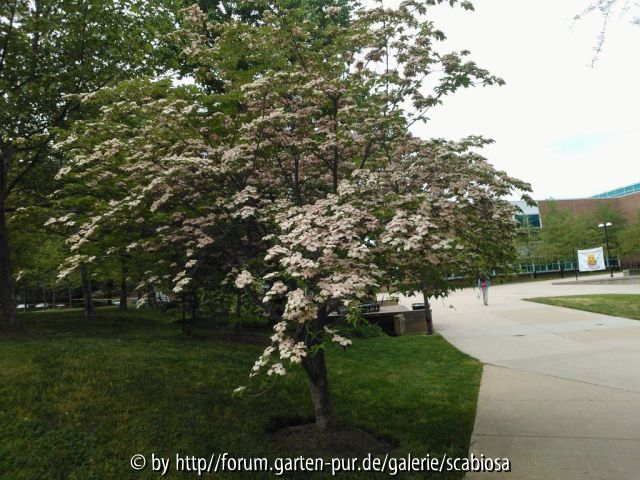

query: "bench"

left=359, top=302, right=381, bottom=313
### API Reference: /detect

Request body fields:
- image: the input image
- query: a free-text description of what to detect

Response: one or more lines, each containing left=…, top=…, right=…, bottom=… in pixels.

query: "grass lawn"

left=0, top=308, right=481, bottom=479
left=526, top=294, right=640, bottom=320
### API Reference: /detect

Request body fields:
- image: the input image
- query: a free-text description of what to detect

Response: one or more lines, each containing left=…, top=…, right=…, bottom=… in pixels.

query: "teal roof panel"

left=592, top=182, right=640, bottom=199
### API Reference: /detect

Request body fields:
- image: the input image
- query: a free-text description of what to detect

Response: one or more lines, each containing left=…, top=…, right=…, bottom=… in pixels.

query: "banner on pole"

left=577, top=246, right=606, bottom=272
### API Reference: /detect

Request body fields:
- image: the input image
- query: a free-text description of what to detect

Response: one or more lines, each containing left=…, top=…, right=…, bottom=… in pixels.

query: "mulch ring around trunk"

left=270, top=421, right=396, bottom=458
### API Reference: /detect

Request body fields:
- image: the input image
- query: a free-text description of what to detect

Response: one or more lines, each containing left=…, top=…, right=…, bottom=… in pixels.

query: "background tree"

left=619, top=210, right=640, bottom=259
left=515, top=214, right=542, bottom=278
left=538, top=201, right=626, bottom=270
left=575, top=0, right=640, bottom=66
left=0, top=0, right=176, bottom=329
left=589, top=203, right=626, bottom=266
left=11, top=232, right=66, bottom=307
left=537, top=202, right=578, bottom=264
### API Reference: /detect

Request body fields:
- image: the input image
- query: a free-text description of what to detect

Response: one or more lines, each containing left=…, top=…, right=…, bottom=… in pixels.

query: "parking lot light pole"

left=598, top=222, right=614, bottom=278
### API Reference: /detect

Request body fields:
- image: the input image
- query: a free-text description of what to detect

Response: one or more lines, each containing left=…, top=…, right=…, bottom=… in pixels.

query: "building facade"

left=513, top=182, right=640, bottom=274
left=538, top=184, right=640, bottom=224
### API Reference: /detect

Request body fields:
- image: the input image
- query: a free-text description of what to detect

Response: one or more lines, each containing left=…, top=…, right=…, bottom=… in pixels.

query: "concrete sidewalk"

left=399, top=274, right=640, bottom=479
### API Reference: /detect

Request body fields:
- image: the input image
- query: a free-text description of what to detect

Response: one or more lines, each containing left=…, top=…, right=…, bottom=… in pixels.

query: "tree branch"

left=0, top=0, right=19, bottom=79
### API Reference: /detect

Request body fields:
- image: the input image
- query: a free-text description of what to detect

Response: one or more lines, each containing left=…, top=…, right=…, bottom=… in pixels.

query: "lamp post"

left=598, top=222, right=614, bottom=278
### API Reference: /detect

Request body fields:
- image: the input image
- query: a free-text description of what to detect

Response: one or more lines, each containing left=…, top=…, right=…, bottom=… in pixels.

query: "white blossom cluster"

left=234, top=270, right=254, bottom=289
left=262, top=281, right=287, bottom=303
left=172, top=271, right=192, bottom=294
left=248, top=321, right=309, bottom=379
left=282, top=289, right=318, bottom=323
left=325, top=326, right=352, bottom=347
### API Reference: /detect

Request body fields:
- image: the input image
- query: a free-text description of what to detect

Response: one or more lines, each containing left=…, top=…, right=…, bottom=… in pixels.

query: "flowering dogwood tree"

left=58, top=0, right=530, bottom=431
left=376, top=136, right=531, bottom=333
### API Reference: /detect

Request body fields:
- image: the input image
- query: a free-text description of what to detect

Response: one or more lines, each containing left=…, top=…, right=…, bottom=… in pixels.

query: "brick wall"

left=538, top=192, right=640, bottom=266
left=538, top=191, right=640, bottom=223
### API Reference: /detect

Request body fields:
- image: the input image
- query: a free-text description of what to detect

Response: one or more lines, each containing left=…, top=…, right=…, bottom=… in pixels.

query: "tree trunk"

left=147, top=288, right=157, bottom=307
left=423, top=290, right=434, bottom=335
left=181, top=292, right=187, bottom=335
left=106, top=280, right=113, bottom=305
left=190, top=290, right=198, bottom=322
left=300, top=306, right=335, bottom=431
left=0, top=198, right=18, bottom=330
left=302, top=348, right=335, bottom=432
left=119, top=257, right=128, bottom=311
left=80, top=263, right=95, bottom=318
left=235, top=291, right=242, bottom=333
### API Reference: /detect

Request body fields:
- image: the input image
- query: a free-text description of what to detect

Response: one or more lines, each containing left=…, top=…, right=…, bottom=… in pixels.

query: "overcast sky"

left=410, top=0, right=640, bottom=200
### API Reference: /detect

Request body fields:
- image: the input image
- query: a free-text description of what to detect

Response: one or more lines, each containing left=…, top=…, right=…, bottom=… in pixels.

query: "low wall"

left=363, top=309, right=427, bottom=336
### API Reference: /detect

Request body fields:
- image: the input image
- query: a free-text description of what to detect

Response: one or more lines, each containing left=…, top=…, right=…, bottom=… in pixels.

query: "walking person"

left=477, top=277, right=490, bottom=306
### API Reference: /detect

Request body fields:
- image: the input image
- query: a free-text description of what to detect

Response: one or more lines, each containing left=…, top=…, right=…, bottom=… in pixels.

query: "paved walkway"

left=396, top=274, right=640, bottom=479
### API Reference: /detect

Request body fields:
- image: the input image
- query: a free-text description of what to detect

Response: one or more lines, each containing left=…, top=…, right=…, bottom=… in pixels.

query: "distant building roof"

left=592, top=182, right=640, bottom=199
